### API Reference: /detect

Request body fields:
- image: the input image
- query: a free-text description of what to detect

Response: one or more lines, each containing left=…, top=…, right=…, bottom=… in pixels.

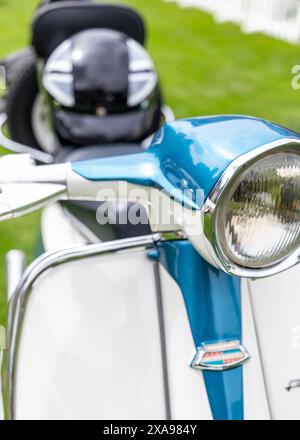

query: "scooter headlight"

left=204, top=142, right=300, bottom=276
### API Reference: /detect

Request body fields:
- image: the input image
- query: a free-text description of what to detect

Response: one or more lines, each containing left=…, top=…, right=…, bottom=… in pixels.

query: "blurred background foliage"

left=1, top=0, right=300, bottom=325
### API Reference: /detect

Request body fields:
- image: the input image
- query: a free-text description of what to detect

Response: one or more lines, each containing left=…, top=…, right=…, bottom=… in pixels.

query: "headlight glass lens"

left=216, top=149, right=300, bottom=268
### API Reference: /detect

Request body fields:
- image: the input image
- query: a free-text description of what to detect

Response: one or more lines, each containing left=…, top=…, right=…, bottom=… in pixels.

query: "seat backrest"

left=32, top=2, right=146, bottom=60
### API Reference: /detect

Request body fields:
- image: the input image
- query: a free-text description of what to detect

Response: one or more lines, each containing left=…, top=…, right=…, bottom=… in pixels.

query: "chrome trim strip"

left=0, top=113, right=54, bottom=164
left=201, top=137, right=300, bottom=278
left=3, top=233, right=162, bottom=420
left=153, top=261, right=171, bottom=419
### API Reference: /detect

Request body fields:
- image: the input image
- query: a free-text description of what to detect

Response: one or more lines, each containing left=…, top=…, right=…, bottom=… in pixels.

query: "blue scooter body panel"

left=72, top=115, right=300, bottom=208
left=159, top=240, right=243, bottom=420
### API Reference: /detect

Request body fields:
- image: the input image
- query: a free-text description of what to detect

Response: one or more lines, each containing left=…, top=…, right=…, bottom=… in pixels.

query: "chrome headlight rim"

left=202, top=137, right=300, bottom=278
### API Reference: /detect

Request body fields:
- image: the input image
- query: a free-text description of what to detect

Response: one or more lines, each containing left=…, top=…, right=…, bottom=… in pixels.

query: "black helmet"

left=43, top=28, right=162, bottom=146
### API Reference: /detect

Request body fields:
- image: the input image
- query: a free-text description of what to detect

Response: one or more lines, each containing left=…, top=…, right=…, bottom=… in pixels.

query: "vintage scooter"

left=1, top=114, right=300, bottom=420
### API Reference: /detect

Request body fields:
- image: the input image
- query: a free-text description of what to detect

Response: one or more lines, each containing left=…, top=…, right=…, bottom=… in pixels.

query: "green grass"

left=125, top=0, right=300, bottom=125
left=1, top=0, right=300, bottom=325
left=0, top=0, right=41, bottom=326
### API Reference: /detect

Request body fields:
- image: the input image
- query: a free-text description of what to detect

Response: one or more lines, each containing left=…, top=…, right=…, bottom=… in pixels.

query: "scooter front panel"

left=158, top=264, right=212, bottom=420
left=248, top=265, right=300, bottom=419
left=12, top=247, right=167, bottom=420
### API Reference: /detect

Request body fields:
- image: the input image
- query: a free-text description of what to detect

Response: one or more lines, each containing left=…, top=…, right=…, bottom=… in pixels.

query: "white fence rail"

left=166, top=0, right=300, bottom=43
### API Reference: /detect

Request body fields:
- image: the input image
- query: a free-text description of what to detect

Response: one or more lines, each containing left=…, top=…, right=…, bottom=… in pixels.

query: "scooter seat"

left=32, top=2, right=146, bottom=60
left=56, top=143, right=151, bottom=242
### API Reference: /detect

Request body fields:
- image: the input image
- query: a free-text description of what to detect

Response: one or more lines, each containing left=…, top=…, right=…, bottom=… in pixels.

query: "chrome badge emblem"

left=191, top=340, right=250, bottom=371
